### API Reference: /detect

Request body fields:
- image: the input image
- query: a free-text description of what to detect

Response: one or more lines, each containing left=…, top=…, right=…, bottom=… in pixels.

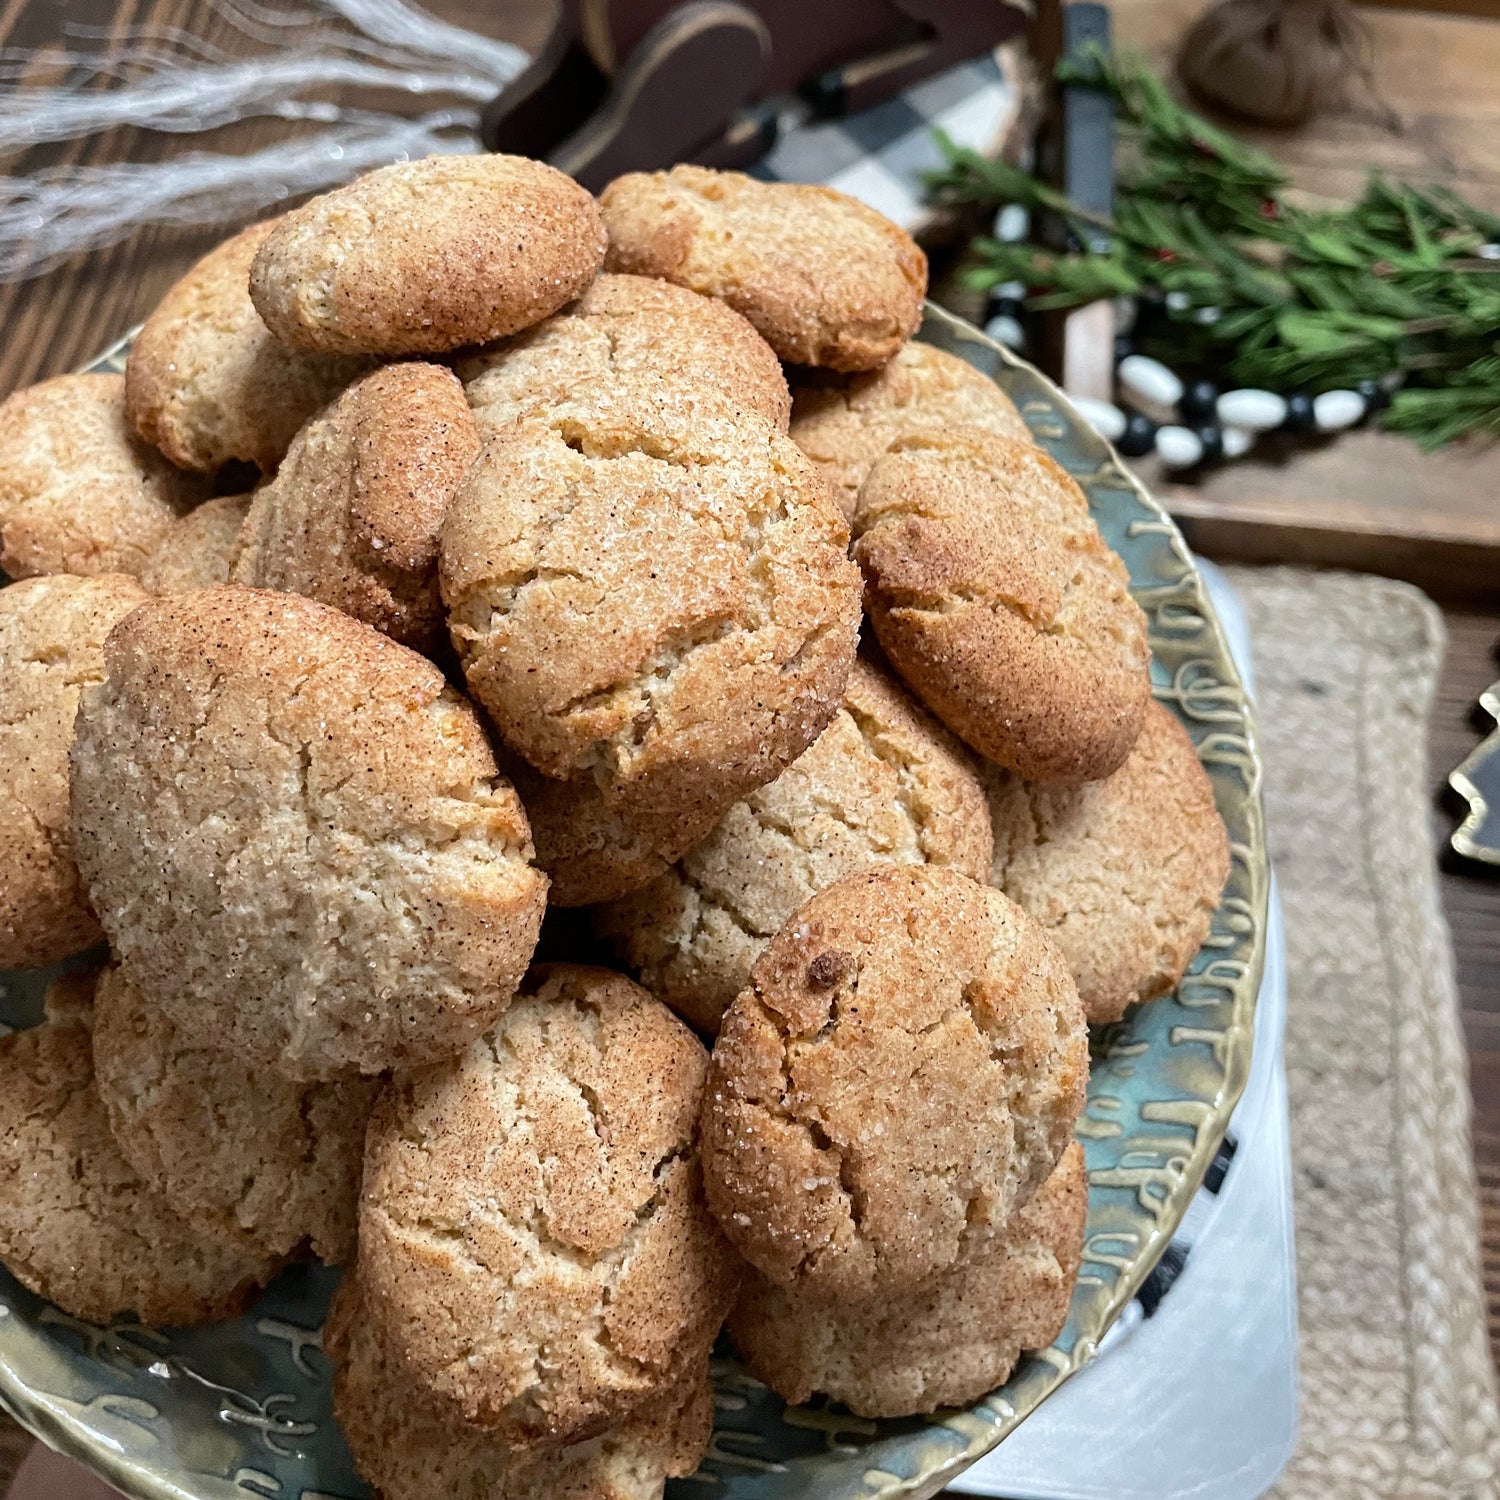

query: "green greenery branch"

left=925, top=47, right=1500, bottom=447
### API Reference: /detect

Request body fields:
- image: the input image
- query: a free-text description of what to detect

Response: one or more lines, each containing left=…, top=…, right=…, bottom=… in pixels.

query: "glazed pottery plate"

left=0, top=304, right=1268, bottom=1500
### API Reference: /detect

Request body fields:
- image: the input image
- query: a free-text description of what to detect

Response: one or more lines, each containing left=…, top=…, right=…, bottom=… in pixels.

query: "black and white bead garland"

left=981, top=274, right=1399, bottom=473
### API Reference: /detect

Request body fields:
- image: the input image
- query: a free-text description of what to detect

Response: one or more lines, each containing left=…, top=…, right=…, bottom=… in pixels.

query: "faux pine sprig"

left=926, top=48, right=1500, bottom=447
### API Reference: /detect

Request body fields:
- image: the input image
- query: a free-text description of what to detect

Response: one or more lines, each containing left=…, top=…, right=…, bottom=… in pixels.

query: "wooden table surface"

left=0, top=6, right=1496, bottom=1496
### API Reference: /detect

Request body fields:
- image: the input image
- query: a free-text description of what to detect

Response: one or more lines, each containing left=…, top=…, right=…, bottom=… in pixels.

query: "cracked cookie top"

left=789, top=342, right=1031, bottom=521
left=988, top=699, right=1229, bottom=1023
left=92, top=963, right=378, bottom=1264
left=69, top=587, right=547, bottom=1080
left=327, top=1274, right=714, bottom=1500
left=596, top=656, right=994, bottom=1034
left=0, top=978, right=282, bottom=1326
left=357, top=964, right=739, bottom=1446
left=700, top=865, right=1087, bottom=1299
left=249, top=154, right=607, bottom=356
left=458, top=273, right=789, bottom=438
left=0, top=571, right=150, bottom=968
left=0, top=373, right=206, bottom=579
left=852, top=427, right=1151, bottom=783
left=729, top=1142, right=1085, bottom=1417
left=125, top=219, right=370, bottom=473
left=600, top=166, right=926, bottom=371
left=234, top=362, right=480, bottom=656
left=441, top=380, right=861, bottom=855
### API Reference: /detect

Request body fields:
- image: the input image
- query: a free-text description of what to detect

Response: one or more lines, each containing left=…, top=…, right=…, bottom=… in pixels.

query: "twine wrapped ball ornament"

left=1176, top=0, right=1373, bottom=127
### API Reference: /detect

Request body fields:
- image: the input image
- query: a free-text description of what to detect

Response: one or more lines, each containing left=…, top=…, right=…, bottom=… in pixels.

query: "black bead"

left=1283, top=391, right=1315, bottom=432
left=799, top=71, right=846, bottom=119
left=1113, top=333, right=1134, bottom=364
left=1356, top=377, right=1390, bottom=413
left=1117, top=412, right=1157, bottom=458
left=1196, top=425, right=1224, bottom=463
left=984, top=293, right=1026, bottom=323
left=1178, top=378, right=1219, bottom=423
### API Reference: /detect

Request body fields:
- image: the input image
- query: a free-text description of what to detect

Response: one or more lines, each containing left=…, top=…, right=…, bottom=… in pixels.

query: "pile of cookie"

left=0, top=152, right=1229, bottom=1499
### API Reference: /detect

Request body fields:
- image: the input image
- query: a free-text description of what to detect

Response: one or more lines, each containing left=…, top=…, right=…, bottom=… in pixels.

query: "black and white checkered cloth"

left=752, top=50, right=1019, bottom=232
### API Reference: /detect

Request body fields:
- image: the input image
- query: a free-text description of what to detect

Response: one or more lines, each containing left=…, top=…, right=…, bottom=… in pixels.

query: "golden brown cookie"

left=0, top=573, right=150, bottom=969
left=249, top=155, right=606, bottom=356
left=125, top=221, right=369, bottom=473
left=503, top=755, right=677, bottom=909
left=327, top=1276, right=713, bottom=1500
left=600, top=165, right=926, bottom=370
left=730, top=1142, right=1085, bottom=1416
left=69, top=588, right=547, bottom=1080
left=988, top=699, right=1229, bottom=1024
left=458, top=272, right=789, bottom=437
left=233, top=363, right=479, bottom=654
left=358, top=964, right=739, bottom=1444
left=0, top=374, right=205, bottom=578
left=789, top=342, right=1031, bottom=519
left=441, top=380, right=861, bottom=854
left=0, top=978, right=281, bottom=1326
left=91, top=965, right=378, bottom=1264
left=852, top=429, right=1151, bottom=783
left=596, top=657, right=994, bottom=1034
left=701, top=865, right=1087, bottom=1299
left=140, top=493, right=251, bottom=594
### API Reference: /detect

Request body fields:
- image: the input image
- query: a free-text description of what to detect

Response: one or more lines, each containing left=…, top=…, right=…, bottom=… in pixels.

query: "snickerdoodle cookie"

left=988, top=699, right=1229, bottom=1024
left=125, top=220, right=369, bottom=473
left=358, top=965, right=738, bottom=1444
left=503, top=756, right=679, bottom=909
left=0, top=976, right=280, bottom=1325
left=600, top=166, right=926, bottom=370
left=328, top=1277, right=713, bottom=1500
left=0, top=374, right=205, bottom=578
left=249, top=155, right=606, bottom=356
left=701, top=865, right=1087, bottom=1299
left=91, top=965, right=378, bottom=1264
left=730, top=1142, right=1085, bottom=1416
left=140, top=493, right=250, bottom=594
left=597, top=657, right=994, bottom=1034
left=789, top=342, right=1031, bottom=519
left=69, top=588, right=547, bottom=1080
left=233, top=363, right=479, bottom=654
left=458, top=272, right=789, bottom=437
left=441, top=381, right=861, bottom=852
left=852, top=429, right=1151, bottom=783
left=0, top=572, right=149, bottom=969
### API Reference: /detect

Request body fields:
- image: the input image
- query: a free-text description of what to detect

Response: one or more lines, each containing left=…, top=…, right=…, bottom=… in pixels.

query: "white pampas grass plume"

left=0, top=0, right=528, bottom=280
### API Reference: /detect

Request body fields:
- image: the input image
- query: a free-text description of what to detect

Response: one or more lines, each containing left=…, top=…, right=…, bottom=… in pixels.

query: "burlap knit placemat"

left=1224, top=567, right=1500, bottom=1500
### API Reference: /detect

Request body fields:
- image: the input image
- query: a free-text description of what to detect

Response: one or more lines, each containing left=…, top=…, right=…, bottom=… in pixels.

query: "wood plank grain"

left=1427, top=610, right=1500, bottom=1361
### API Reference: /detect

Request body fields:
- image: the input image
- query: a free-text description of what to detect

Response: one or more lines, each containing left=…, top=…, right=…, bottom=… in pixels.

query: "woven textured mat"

left=1226, top=567, right=1500, bottom=1500
left=5, top=567, right=1498, bottom=1500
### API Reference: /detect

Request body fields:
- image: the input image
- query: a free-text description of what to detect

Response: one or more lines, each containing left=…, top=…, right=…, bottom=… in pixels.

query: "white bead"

left=994, top=279, right=1026, bottom=301
left=1194, top=305, right=1222, bottom=325
left=1478, top=242, right=1500, bottom=261
left=994, top=204, right=1030, bottom=242
left=1156, top=425, right=1204, bottom=469
left=1118, top=354, right=1183, bottom=408
left=1113, top=296, right=1138, bottom=334
left=1313, top=389, right=1366, bottom=431
left=1221, top=426, right=1254, bottom=459
left=984, top=314, right=1025, bottom=349
left=1216, top=389, right=1287, bottom=432
left=1165, top=290, right=1192, bottom=312
left=1069, top=395, right=1127, bottom=442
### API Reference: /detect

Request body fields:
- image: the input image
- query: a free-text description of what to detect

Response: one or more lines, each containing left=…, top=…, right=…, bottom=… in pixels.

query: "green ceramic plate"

left=0, top=304, right=1268, bottom=1500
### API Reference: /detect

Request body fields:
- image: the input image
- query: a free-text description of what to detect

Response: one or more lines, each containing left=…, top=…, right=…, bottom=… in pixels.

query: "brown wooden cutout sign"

left=482, top=0, right=1028, bottom=190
